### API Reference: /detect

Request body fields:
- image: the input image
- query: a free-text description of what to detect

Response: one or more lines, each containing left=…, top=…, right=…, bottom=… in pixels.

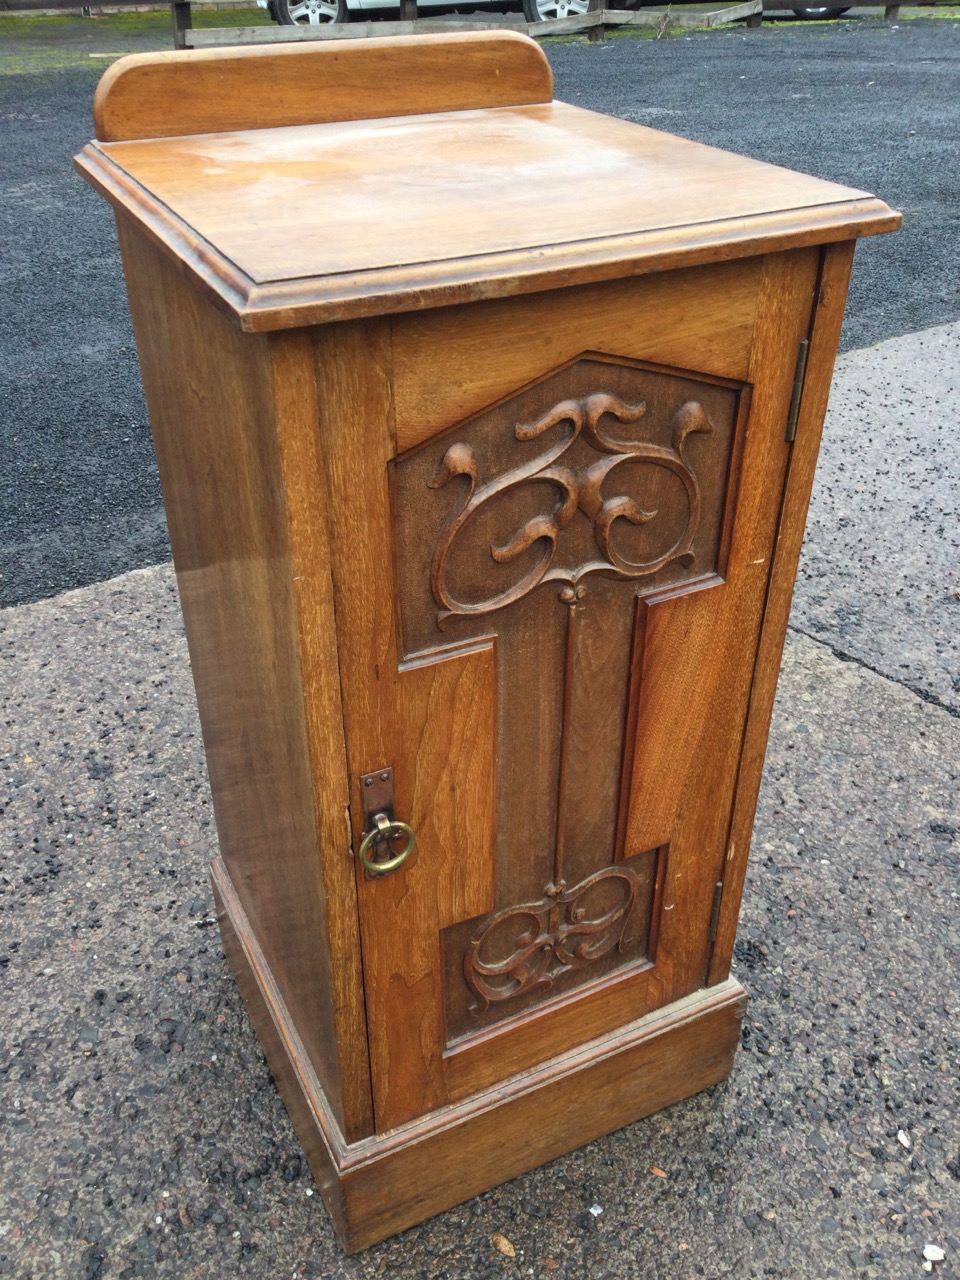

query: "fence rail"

left=0, top=0, right=920, bottom=35
left=177, top=2, right=762, bottom=47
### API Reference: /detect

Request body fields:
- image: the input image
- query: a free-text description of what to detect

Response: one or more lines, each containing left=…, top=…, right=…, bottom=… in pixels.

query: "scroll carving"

left=464, top=866, right=640, bottom=1012
left=394, top=356, right=746, bottom=1034
left=428, top=393, right=713, bottom=625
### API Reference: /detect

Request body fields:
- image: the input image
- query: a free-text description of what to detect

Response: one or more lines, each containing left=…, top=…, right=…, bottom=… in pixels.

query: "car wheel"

left=275, top=0, right=347, bottom=23
left=522, top=0, right=593, bottom=20
left=791, top=6, right=849, bottom=15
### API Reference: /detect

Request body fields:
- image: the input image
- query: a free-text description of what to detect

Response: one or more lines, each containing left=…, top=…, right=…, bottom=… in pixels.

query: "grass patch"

left=0, top=7, right=272, bottom=73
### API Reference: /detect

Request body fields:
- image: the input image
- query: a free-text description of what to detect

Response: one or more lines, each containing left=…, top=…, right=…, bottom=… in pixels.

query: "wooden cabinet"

left=77, top=32, right=899, bottom=1250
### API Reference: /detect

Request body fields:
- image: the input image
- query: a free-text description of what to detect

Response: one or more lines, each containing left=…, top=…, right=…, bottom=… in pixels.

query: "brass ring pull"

left=358, top=811, right=416, bottom=877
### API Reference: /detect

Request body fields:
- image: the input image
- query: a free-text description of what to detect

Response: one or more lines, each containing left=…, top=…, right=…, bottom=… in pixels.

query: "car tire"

left=522, top=0, right=594, bottom=20
left=791, top=6, right=849, bottom=15
left=275, top=0, right=348, bottom=23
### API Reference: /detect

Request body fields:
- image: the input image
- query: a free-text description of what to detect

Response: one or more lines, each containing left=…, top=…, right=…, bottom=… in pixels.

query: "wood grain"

left=268, top=329, right=374, bottom=1141
left=418, top=251, right=821, bottom=1097
left=393, top=353, right=747, bottom=1054
left=391, top=260, right=762, bottom=450
left=115, top=222, right=367, bottom=1137
left=82, top=42, right=900, bottom=1246
left=340, top=979, right=746, bottom=1250
left=707, top=240, right=856, bottom=986
left=89, top=106, right=895, bottom=286
left=268, top=252, right=813, bottom=1112
left=393, top=355, right=738, bottom=909
left=313, top=319, right=497, bottom=1131
left=623, top=248, right=822, bottom=1015
left=75, top=98, right=900, bottom=331
left=92, top=32, right=553, bottom=142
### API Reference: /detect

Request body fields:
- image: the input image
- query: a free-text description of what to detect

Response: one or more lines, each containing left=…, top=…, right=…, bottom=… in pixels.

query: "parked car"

left=258, top=0, right=850, bottom=23
left=259, top=0, right=592, bottom=23
left=785, top=4, right=849, bottom=13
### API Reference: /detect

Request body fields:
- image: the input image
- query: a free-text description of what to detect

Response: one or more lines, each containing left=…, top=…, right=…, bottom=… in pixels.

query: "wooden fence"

left=1, top=0, right=914, bottom=40
left=173, top=2, right=763, bottom=49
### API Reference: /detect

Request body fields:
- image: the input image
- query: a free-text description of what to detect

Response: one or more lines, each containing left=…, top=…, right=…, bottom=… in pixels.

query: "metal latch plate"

left=360, top=766, right=396, bottom=826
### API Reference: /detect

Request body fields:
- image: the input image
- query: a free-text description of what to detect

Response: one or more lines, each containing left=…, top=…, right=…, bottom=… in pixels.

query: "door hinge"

left=708, top=879, right=724, bottom=943
left=784, top=337, right=810, bottom=443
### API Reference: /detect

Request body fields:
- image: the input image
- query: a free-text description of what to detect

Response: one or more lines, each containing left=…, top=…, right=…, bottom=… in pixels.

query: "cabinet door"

left=317, top=250, right=820, bottom=1132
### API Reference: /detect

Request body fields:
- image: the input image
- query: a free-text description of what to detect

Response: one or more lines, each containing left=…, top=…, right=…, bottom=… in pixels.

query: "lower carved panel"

left=443, top=844, right=665, bottom=1042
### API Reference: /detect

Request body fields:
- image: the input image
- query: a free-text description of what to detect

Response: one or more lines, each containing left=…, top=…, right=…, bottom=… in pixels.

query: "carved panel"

left=428, top=391, right=712, bottom=623
left=442, top=844, right=665, bottom=1039
left=464, top=865, right=640, bottom=1012
left=392, top=355, right=749, bottom=1042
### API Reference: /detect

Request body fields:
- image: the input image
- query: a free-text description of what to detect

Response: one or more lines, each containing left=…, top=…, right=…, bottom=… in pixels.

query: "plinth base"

left=212, top=855, right=746, bottom=1251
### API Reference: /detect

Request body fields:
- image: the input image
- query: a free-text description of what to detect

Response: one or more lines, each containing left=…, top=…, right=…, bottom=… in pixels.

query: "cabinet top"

left=76, top=35, right=899, bottom=332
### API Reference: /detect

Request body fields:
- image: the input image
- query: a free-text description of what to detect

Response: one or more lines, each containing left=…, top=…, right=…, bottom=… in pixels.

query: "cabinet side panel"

left=115, top=218, right=361, bottom=1136
left=708, top=240, right=856, bottom=984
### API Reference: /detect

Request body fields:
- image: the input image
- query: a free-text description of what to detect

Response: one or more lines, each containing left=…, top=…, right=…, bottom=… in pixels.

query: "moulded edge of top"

left=73, top=136, right=903, bottom=333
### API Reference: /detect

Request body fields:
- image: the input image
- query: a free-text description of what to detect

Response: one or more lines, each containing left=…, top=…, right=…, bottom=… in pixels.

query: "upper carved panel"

left=394, top=355, right=748, bottom=657
left=428, top=392, right=713, bottom=626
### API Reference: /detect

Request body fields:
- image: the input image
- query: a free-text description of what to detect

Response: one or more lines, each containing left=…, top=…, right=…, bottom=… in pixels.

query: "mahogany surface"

left=76, top=33, right=900, bottom=1250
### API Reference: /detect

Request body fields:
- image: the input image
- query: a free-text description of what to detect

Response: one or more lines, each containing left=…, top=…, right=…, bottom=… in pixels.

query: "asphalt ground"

left=1, top=12, right=959, bottom=1280
left=1, top=547, right=959, bottom=1279
left=1, top=14, right=960, bottom=609
left=2, top=337, right=958, bottom=1276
